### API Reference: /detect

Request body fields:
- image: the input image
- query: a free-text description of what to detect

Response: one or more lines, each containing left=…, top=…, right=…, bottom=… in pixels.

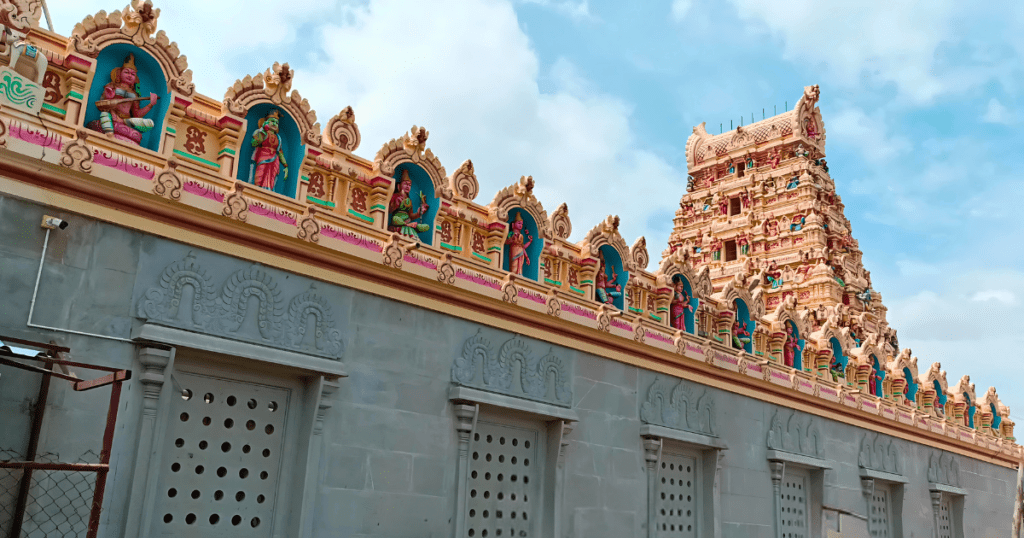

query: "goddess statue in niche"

left=388, top=170, right=430, bottom=238
left=731, top=320, right=751, bottom=350
left=764, top=260, right=783, bottom=289
left=868, top=366, right=878, bottom=396
left=594, top=252, right=621, bottom=305
left=505, top=211, right=533, bottom=275
left=88, top=53, right=158, bottom=145
left=783, top=323, right=799, bottom=368
left=669, top=278, right=693, bottom=331
left=248, top=109, right=288, bottom=190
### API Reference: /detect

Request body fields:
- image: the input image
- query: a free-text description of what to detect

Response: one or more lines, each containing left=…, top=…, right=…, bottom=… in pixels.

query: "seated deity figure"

left=783, top=323, right=799, bottom=368
left=88, top=53, right=159, bottom=145
left=669, top=279, right=693, bottom=331
left=388, top=170, right=431, bottom=238
left=731, top=320, right=751, bottom=350
left=787, top=176, right=800, bottom=189
left=595, top=252, right=622, bottom=305
left=248, top=109, right=289, bottom=190
left=764, top=261, right=783, bottom=289
left=505, top=211, right=533, bottom=275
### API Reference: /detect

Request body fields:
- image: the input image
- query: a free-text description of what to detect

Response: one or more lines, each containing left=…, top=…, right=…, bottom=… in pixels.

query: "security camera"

left=41, top=216, right=69, bottom=230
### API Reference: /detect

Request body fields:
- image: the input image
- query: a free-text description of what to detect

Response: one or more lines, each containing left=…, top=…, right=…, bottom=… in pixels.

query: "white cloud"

left=294, top=0, right=683, bottom=264
left=671, top=0, right=693, bottom=21
left=520, top=0, right=595, bottom=22
left=828, top=107, right=910, bottom=164
left=982, top=98, right=1015, bottom=124
left=895, top=260, right=941, bottom=278
left=970, top=290, right=1016, bottom=304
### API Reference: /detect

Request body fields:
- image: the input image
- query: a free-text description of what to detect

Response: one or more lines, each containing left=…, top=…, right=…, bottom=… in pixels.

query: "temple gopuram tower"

left=671, top=86, right=897, bottom=386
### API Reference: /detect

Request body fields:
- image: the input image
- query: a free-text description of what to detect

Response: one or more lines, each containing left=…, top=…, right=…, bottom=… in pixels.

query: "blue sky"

left=52, top=0, right=1024, bottom=420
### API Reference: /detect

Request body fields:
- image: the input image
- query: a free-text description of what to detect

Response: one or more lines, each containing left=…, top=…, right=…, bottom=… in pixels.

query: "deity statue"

left=731, top=320, right=751, bottom=350
left=783, top=323, right=799, bottom=368
left=88, top=53, right=159, bottom=145
left=737, top=234, right=749, bottom=255
left=670, top=279, right=693, bottom=331
left=710, top=239, right=722, bottom=261
left=787, top=175, right=801, bottom=189
left=388, top=169, right=431, bottom=238
left=790, top=214, right=805, bottom=232
left=505, top=211, right=533, bottom=275
left=595, top=252, right=622, bottom=305
left=856, top=287, right=873, bottom=309
left=767, top=147, right=781, bottom=169
left=868, top=367, right=877, bottom=396
left=764, top=261, right=783, bottom=289
left=248, top=109, right=289, bottom=190
left=816, top=158, right=829, bottom=172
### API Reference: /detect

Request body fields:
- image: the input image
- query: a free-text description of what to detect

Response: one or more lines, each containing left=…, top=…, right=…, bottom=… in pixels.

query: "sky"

left=50, top=0, right=1024, bottom=422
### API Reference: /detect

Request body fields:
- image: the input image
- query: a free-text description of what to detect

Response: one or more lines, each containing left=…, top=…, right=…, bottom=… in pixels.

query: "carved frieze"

left=640, top=375, right=717, bottom=437
left=451, top=330, right=573, bottom=407
left=136, top=252, right=344, bottom=359
left=766, top=409, right=824, bottom=458
left=926, top=451, right=961, bottom=487
left=858, top=433, right=903, bottom=475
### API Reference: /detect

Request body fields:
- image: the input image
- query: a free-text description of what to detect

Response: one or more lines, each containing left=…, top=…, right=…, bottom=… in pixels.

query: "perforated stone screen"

left=466, top=421, right=540, bottom=538
left=780, top=468, right=809, bottom=538
left=869, top=484, right=891, bottom=537
left=656, top=452, right=698, bottom=537
left=937, top=495, right=952, bottom=538
left=151, top=372, right=290, bottom=537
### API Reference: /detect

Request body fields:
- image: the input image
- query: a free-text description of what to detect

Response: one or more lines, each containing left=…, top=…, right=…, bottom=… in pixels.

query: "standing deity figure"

left=595, top=252, right=622, bottom=305
left=856, top=287, right=873, bottom=309
left=249, top=109, right=288, bottom=190
left=670, top=279, right=693, bottom=331
left=505, top=211, right=533, bottom=275
left=868, top=367, right=878, bottom=396
left=388, top=170, right=431, bottom=238
left=783, top=323, right=799, bottom=368
left=764, top=260, right=783, bottom=289
left=731, top=320, right=751, bottom=350
left=89, top=53, right=158, bottom=145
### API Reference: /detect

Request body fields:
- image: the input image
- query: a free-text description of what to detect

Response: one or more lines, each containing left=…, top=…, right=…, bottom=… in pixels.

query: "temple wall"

left=0, top=194, right=1014, bottom=538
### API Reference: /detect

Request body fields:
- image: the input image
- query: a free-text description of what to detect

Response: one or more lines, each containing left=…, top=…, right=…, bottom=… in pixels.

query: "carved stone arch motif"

left=581, top=215, right=629, bottom=268
left=450, top=330, right=573, bottom=407
left=885, top=348, right=919, bottom=380
left=549, top=202, right=571, bottom=241
left=793, top=84, right=825, bottom=149
left=69, top=1, right=194, bottom=96
left=373, top=125, right=447, bottom=197
left=715, top=278, right=759, bottom=318
left=224, top=62, right=321, bottom=147
left=684, top=121, right=708, bottom=167
left=448, top=159, right=479, bottom=201
left=489, top=175, right=552, bottom=240
left=639, top=375, right=717, bottom=437
left=0, top=0, right=44, bottom=33
left=629, top=236, right=649, bottom=272
left=951, top=375, right=976, bottom=403
left=766, top=295, right=809, bottom=337
left=765, top=409, right=824, bottom=459
left=858, top=433, right=903, bottom=475
left=919, top=361, right=948, bottom=392
left=926, top=451, right=961, bottom=487
left=285, top=284, right=344, bottom=358
left=136, top=251, right=214, bottom=326
left=324, top=106, right=360, bottom=152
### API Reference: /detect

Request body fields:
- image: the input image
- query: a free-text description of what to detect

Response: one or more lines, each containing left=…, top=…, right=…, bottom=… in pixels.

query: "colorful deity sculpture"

left=669, top=279, right=693, bottom=331
left=248, top=109, right=288, bottom=190
left=595, top=252, right=622, bottom=305
left=790, top=214, right=805, bottom=232
left=731, top=320, right=751, bottom=350
left=388, top=169, right=431, bottom=238
left=764, top=260, right=783, bottom=289
left=88, top=53, right=158, bottom=145
left=787, top=176, right=800, bottom=189
left=783, top=323, right=799, bottom=368
left=856, top=287, right=873, bottom=309
left=868, top=366, right=878, bottom=396
left=505, top=211, right=533, bottom=275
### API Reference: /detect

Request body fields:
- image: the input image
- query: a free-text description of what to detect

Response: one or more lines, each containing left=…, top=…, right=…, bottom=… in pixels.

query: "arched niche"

left=235, top=103, right=304, bottom=198
left=963, top=392, right=975, bottom=429
left=83, top=44, right=170, bottom=152
left=871, top=355, right=886, bottom=397
left=903, top=367, right=919, bottom=402
left=991, top=403, right=1002, bottom=431
left=829, top=336, right=847, bottom=374
left=784, top=320, right=804, bottom=370
left=933, top=380, right=947, bottom=415
left=502, top=208, right=543, bottom=281
left=387, top=162, right=439, bottom=245
left=668, top=274, right=697, bottom=334
left=596, top=244, right=627, bottom=310
left=732, top=298, right=754, bottom=354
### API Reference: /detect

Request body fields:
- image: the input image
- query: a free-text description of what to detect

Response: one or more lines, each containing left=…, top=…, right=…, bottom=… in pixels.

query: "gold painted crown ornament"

left=258, top=109, right=282, bottom=128
left=122, top=53, right=137, bottom=71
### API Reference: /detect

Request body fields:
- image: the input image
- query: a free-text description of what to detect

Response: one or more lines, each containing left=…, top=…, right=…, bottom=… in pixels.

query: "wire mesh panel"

left=869, top=484, right=891, bottom=537
left=465, top=421, right=540, bottom=538
left=0, top=450, right=23, bottom=538
left=1, top=451, right=99, bottom=538
left=937, top=495, right=952, bottom=538
left=657, top=452, right=698, bottom=537
left=780, top=468, right=809, bottom=538
left=150, top=372, right=290, bottom=538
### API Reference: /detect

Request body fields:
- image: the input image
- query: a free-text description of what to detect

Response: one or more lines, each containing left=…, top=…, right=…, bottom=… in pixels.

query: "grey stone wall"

left=0, top=194, right=1015, bottom=538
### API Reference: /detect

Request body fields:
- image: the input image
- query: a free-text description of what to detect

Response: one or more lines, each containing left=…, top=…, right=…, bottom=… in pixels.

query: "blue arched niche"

left=236, top=103, right=305, bottom=198
left=732, top=299, right=754, bottom=353
left=829, top=337, right=848, bottom=374
left=384, top=163, right=438, bottom=245
left=963, top=393, right=975, bottom=428
left=933, top=380, right=947, bottom=411
left=872, top=355, right=886, bottom=396
left=785, top=320, right=805, bottom=370
left=670, top=275, right=698, bottom=334
left=991, top=403, right=1001, bottom=431
left=502, top=209, right=543, bottom=281
left=596, top=245, right=627, bottom=310
left=83, top=44, right=170, bottom=152
left=903, top=367, right=918, bottom=402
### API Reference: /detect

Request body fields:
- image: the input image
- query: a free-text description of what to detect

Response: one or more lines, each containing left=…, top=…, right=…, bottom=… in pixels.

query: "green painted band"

left=487, top=246, right=501, bottom=252
left=301, top=175, right=309, bottom=182
left=543, top=278, right=562, bottom=287
left=306, top=196, right=335, bottom=208
left=628, top=307, right=643, bottom=314
left=172, top=149, right=220, bottom=168
left=656, top=307, right=668, bottom=312
left=41, top=103, right=66, bottom=115
left=580, top=279, right=593, bottom=285
left=471, top=252, right=491, bottom=263
left=166, top=127, right=176, bottom=134
left=347, top=209, right=374, bottom=223
left=440, top=242, right=462, bottom=252
left=218, top=147, right=236, bottom=156
left=370, top=204, right=386, bottom=211
left=569, top=286, right=585, bottom=295
left=68, top=91, right=83, bottom=100
left=648, top=314, right=662, bottom=322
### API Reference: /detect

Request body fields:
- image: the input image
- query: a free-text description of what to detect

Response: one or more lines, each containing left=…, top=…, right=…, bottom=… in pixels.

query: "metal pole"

left=40, top=0, right=54, bottom=32
left=10, top=358, right=54, bottom=538
left=87, top=377, right=124, bottom=538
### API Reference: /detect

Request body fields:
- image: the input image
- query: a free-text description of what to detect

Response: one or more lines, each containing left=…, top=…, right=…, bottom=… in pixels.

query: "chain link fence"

left=0, top=451, right=99, bottom=538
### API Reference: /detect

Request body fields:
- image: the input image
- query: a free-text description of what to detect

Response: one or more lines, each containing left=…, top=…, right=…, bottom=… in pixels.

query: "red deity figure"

left=388, top=170, right=430, bottom=238
left=88, top=53, right=159, bottom=145
left=669, top=278, right=693, bottom=331
left=731, top=320, right=751, bottom=350
left=595, top=251, right=622, bottom=305
left=505, top=211, right=533, bottom=275
left=783, top=323, right=799, bottom=368
left=248, top=109, right=289, bottom=190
